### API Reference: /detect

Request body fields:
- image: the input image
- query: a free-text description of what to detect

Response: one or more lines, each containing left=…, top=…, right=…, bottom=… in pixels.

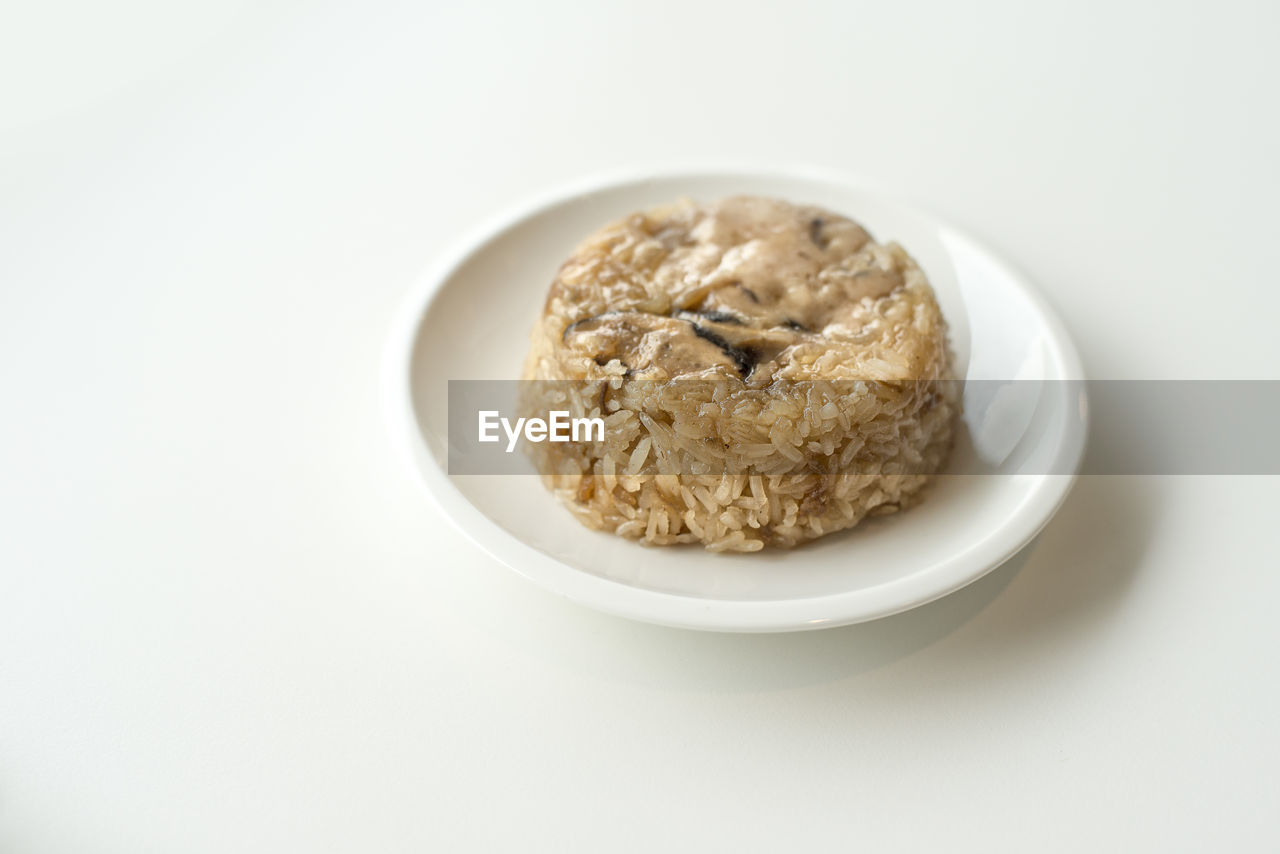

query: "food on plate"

left=521, top=195, right=958, bottom=551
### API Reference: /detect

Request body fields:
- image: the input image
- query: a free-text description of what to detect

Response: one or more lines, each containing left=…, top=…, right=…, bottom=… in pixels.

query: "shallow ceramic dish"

left=383, top=167, right=1087, bottom=632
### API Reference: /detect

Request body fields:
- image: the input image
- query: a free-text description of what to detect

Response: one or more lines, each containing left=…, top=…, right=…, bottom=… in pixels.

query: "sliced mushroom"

left=561, top=312, right=743, bottom=378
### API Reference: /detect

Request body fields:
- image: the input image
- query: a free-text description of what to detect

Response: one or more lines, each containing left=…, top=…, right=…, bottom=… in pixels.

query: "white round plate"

left=384, top=167, right=1087, bottom=632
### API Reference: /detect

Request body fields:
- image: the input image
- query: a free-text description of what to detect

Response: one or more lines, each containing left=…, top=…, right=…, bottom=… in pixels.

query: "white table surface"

left=3, top=2, right=1278, bottom=851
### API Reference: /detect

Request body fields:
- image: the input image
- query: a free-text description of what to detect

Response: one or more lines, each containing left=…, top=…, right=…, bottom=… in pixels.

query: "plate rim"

left=382, top=164, right=1088, bottom=632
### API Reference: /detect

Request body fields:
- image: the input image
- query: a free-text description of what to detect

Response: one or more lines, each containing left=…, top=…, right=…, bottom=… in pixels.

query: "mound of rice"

left=521, top=195, right=959, bottom=551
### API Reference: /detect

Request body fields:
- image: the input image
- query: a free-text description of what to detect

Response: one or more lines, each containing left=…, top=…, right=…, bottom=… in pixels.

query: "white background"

left=2, top=1, right=1278, bottom=851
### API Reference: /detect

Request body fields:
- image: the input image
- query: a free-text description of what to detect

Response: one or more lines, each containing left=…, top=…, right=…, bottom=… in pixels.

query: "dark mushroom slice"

left=690, top=323, right=758, bottom=377
left=698, top=320, right=800, bottom=372
left=688, top=287, right=808, bottom=332
left=562, top=311, right=743, bottom=378
left=809, top=217, right=829, bottom=250
left=677, top=308, right=746, bottom=325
